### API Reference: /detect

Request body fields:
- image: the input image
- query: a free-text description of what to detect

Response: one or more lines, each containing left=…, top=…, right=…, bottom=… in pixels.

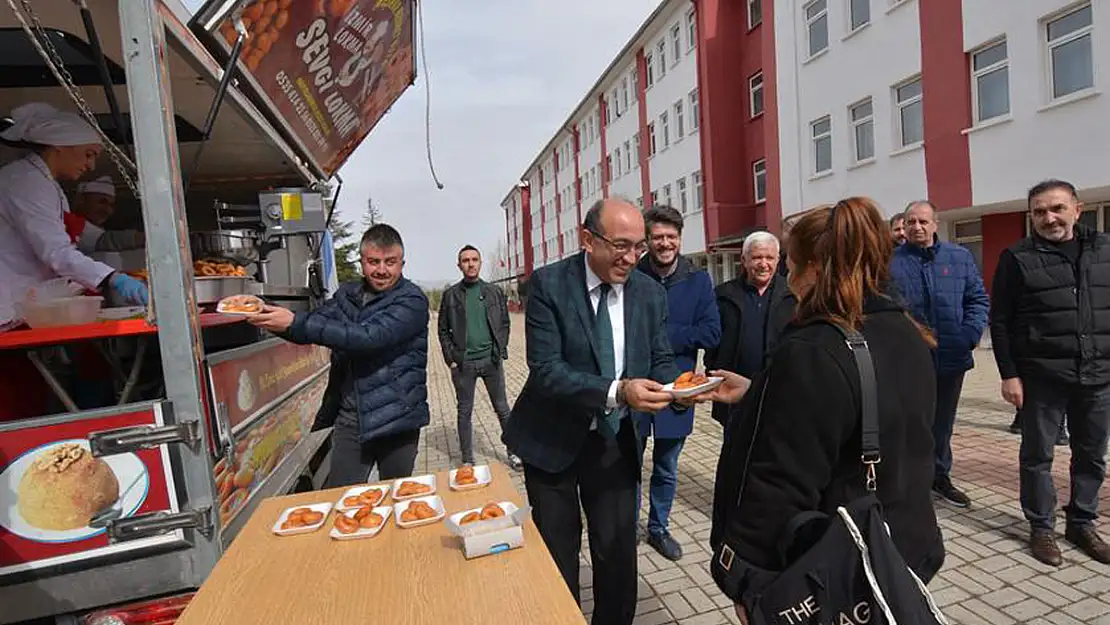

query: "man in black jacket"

left=990, top=179, right=1110, bottom=567
left=706, top=231, right=795, bottom=425
left=438, top=245, right=519, bottom=470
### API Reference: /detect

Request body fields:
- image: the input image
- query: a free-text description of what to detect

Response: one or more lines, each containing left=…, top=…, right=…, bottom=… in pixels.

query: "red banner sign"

left=213, top=0, right=416, bottom=175
left=208, top=340, right=330, bottom=431
left=214, top=375, right=327, bottom=527
left=0, top=407, right=179, bottom=576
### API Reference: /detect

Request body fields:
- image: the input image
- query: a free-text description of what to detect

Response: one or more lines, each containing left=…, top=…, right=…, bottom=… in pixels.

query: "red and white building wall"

left=504, top=0, right=1106, bottom=291
left=775, top=0, right=1107, bottom=289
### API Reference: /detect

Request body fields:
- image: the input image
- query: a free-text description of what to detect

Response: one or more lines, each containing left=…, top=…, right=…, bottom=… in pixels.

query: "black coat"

left=711, top=294, right=944, bottom=600
left=437, top=279, right=511, bottom=364
left=990, top=225, right=1110, bottom=386
left=705, top=274, right=795, bottom=425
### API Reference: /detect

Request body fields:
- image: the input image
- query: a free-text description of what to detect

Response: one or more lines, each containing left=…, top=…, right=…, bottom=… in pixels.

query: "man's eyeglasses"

left=588, top=230, right=648, bottom=256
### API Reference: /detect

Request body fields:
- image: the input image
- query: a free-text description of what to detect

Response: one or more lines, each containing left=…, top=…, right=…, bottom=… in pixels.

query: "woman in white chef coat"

left=0, top=102, right=148, bottom=322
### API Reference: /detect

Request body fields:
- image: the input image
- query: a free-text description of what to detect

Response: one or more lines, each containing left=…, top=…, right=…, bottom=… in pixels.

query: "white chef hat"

left=0, top=102, right=101, bottom=147
left=77, top=175, right=115, bottom=198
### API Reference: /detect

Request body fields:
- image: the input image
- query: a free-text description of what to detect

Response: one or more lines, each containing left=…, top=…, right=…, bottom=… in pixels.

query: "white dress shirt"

left=584, top=257, right=625, bottom=420
left=0, top=154, right=114, bottom=323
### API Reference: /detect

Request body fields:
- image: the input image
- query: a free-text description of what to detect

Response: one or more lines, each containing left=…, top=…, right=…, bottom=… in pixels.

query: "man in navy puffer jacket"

left=247, top=224, right=430, bottom=487
left=891, top=201, right=989, bottom=509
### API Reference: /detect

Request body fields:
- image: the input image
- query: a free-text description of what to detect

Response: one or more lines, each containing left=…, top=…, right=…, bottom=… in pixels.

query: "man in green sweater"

left=438, top=245, right=519, bottom=469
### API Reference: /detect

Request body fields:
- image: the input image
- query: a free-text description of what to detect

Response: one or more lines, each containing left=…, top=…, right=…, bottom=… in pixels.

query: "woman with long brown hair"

left=697, top=197, right=945, bottom=622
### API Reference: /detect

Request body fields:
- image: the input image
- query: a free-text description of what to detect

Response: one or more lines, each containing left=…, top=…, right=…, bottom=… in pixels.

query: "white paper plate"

left=394, top=496, right=445, bottom=529
left=335, top=484, right=390, bottom=511
left=0, top=439, right=149, bottom=543
left=662, top=376, right=724, bottom=398
left=271, top=502, right=331, bottom=536
left=391, top=474, right=436, bottom=501
left=329, top=505, right=392, bottom=540
left=449, top=465, right=492, bottom=491
left=448, top=501, right=518, bottom=528
left=215, top=295, right=264, bottom=315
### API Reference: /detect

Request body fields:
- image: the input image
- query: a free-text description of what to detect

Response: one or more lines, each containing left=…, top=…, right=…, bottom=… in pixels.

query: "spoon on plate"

left=89, top=471, right=144, bottom=529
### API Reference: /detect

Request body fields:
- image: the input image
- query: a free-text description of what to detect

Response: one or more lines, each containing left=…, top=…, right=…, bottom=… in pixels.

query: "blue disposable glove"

left=109, top=273, right=149, bottom=306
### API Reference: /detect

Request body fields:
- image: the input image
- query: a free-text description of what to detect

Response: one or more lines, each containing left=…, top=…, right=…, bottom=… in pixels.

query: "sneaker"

left=933, top=476, right=971, bottom=508
left=1064, top=526, right=1110, bottom=564
left=647, top=531, right=683, bottom=561
left=507, top=454, right=524, bottom=472
left=1030, top=530, right=1063, bottom=567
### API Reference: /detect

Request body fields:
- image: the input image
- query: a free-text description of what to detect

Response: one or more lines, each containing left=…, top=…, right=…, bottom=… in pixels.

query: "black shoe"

left=933, top=476, right=971, bottom=508
left=1009, top=415, right=1021, bottom=434
left=507, top=454, right=523, bottom=472
left=647, top=531, right=683, bottom=561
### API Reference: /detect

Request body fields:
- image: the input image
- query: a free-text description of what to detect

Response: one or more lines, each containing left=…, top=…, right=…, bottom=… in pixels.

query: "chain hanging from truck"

left=6, top=0, right=142, bottom=198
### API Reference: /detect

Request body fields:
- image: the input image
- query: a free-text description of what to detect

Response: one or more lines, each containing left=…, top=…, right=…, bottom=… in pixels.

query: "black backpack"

left=710, top=324, right=949, bottom=625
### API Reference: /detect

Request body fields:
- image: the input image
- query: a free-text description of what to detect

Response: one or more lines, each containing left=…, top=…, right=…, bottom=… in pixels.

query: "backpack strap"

left=829, top=324, right=881, bottom=491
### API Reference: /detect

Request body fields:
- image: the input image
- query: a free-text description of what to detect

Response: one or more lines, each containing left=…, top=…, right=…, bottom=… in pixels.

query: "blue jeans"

left=636, top=435, right=686, bottom=537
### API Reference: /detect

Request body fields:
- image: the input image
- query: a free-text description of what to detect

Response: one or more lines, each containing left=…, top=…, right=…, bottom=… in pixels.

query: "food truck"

left=0, top=0, right=415, bottom=622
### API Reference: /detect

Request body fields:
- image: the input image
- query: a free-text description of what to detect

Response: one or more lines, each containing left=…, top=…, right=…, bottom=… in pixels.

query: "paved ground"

left=415, top=314, right=1110, bottom=624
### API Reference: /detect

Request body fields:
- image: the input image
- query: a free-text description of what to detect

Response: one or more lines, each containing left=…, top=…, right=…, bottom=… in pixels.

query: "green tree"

left=329, top=218, right=361, bottom=283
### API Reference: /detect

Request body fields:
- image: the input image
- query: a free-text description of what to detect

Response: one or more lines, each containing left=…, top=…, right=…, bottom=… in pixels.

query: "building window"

left=636, top=196, right=643, bottom=208
left=894, top=76, right=923, bottom=147
left=692, top=170, right=703, bottom=210
left=663, top=183, right=673, bottom=205
left=689, top=89, right=700, bottom=130
left=605, top=154, right=613, bottom=183
left=610, top=88, right=620, bottom=118
left=678, top=177, right=689, bottom=213
left=670, top=23, right=682, bottom=65
left=657, top=40, right=667, bottom=78
left=621, top=77, right=630, bottom=111
left=633, top=133, right=641, bottom=167
left=804, top=0, right=829, bottom=58
left=624, top=140, right=632, bottom=171
left=952, top=219, right=984, bottom=271
left=749, top=72, right=764, bottom=117
left=849, top=0, right=870, bottom=31
left=675, top=100, right=685, bottom=139
left=651, top=190, right=659, bottom=205
left=971, top=40, right=1009, bottom=122
left=686, top=8, right=697, bottom=50
left=748, top=0, right=762, bottom=29
left=753, top=159, right=767, bottom=203
left=661, top=111, right=670, bottom=148
left=811, top=116, right=832, bottom=174
left=648, top=122, right=657, bottom=156
left=646, top=51, right=655, bottom=88
left=849, top=98, right=874, bottom=162
left=1046, top=4, right=1093, bottom=100
left=614, top=148, right=622, bottom=178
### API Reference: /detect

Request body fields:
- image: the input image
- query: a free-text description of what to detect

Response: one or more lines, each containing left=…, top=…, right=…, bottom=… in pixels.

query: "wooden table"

left=175, top=463, right=586, bottom=625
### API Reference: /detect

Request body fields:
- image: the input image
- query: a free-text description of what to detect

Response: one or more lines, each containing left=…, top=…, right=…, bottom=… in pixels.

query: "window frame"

left=663, top=183, right=673, bottom=206
left=848, top=97, right=874, bottom=163
left=848, top=0, right=870, bottom=33
left=1044, top=3, right=1094, bottom=101
left=670, top=23, right=682, bottom=65
left=692, top=170, right=704, bottom=211
left=893, top=75, right=923, bottom=149
left=748, top=0, right=762, bottom=29
left=749, top=72, right=764, bottom=117
left=657, top=40, right=668, bottom=78
left=678, top=177, right=689, bottom=214
left=674, top=100, right=685, bottom=139
left=804, top=0, right=829, bottom=59
left=686, top=8, right=697, bottom=51
left=970, top=38, right=1010, bottom=123
left=811, top=115, right=833, bottom=174
left=753, top=159, right=767, bottom=203
left=648, top=122, right=657, bottom=156
left=689, top=89, right=700, bottom=131
left=646, top=51, right=655, bottom=88
left=661, top=111, right=670, bottom=149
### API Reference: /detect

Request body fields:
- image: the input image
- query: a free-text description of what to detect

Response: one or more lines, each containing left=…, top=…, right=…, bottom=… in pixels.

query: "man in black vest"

left=990, top=179, right=1110, bottom=567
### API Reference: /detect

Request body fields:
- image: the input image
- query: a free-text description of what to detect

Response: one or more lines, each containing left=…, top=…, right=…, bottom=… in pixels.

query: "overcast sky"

left=183, top=0, right=659, bottom=284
